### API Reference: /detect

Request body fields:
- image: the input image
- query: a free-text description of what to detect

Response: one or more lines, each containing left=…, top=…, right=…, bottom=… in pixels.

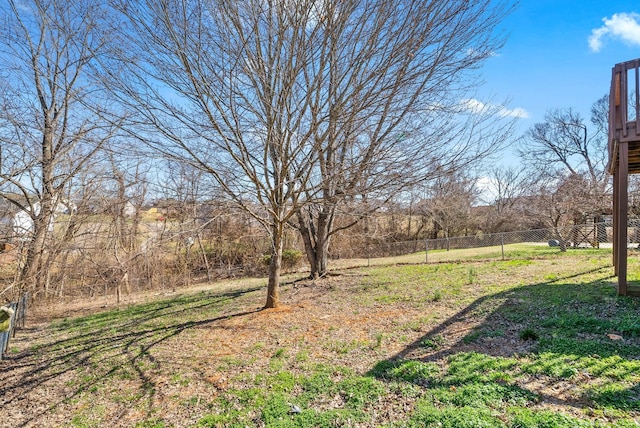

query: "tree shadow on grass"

left=0, top=285, right=263, bottom=426
left=369, top=265, right=640, bottom=419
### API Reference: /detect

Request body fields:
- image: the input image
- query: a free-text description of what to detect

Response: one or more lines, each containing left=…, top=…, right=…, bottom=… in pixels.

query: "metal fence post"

left=501, top=233, right=505, bottom=260
left=425, top=240, right=428, bottom=263
left=20, top=293, right=26, bottom=328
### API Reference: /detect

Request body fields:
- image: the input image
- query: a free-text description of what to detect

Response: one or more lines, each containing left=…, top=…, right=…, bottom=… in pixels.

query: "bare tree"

left=522, top=172, right=596, bottom=251
left=477, top=166, right=529, bottom=233
left=521, top=105, right=606, bottom=183
left=521, top=98, right=608, bottom=183
left=0, top=0, right=119, bottom=299
left=416, top=174, right=480, bottom=241
left=297, top=107, right=514, bottom=278
left=519, top=97, right=610, bottom=238
left=107, top=0, right=323, bottom=308
left=283, top=0, right=515, bottom=278
left=107, top=0, right=513, bottom=307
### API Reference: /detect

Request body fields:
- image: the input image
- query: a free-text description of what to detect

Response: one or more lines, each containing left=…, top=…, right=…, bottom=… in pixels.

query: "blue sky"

left=479, top=0, right=640, bottom=145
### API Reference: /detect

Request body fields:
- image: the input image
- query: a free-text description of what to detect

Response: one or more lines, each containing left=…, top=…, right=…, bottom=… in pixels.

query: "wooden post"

left=613, top=163, right=619, bottom=274
left=617, top=142, right=629, bottom=295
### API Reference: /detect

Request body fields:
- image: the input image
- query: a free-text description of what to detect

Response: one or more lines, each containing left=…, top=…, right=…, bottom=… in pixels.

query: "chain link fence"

left=428, top=222, right=608, bottom=251
left=1, top=215, right=635, bottom=299
left=330, top=221, right=625, bottom=269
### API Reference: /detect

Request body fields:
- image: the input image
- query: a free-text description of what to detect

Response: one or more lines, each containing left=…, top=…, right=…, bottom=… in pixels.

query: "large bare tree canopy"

left=106, top=0, right=514, bottom=307
left=0, top=0, right=119, bottom=295
left=520, top=102, right=608, bottom=183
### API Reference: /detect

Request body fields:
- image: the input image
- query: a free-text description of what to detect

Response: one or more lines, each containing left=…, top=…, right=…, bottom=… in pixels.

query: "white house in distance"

left=123, top=201, right=137, bottom=218
left=12, top=203, right=51, bottom=241
left=11, top=199, right=77, bottom=242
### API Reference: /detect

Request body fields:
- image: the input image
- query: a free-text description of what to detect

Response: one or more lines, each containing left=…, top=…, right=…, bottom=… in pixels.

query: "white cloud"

left=459, top=99, right=529, bottom=119
left=589, top=13, right=640, bottom=52
left=499, top=106, right=529, bottom=119
left=461, top=98, right=488, bottom=114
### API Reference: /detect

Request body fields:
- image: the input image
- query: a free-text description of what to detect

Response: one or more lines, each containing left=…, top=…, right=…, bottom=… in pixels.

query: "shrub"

left=519, top=328, right=539, bottom=341
left=262, top=249, right=303, bottom=272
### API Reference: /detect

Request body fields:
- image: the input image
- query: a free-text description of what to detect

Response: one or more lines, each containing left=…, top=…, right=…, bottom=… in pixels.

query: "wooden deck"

left=609, top=58, right=640, bottom=296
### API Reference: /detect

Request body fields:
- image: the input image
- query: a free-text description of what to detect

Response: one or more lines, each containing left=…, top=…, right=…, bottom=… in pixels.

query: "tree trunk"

left=297, top=208, right=333, bottom=279
left=314, top=212, right=331, bottom=278
left=19, top=227, right=46, bottom=294
left=297, top=211, right=319, bottom=278
left=265, top=225, right=283, bottom=309
left=18, top=101, right=57, bottom=297
left=19, top=198, right=55, bottom=295
left=558, top=238, right=567, bottom=252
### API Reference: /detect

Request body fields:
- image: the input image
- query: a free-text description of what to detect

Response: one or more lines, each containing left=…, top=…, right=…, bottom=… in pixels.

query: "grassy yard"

left=2, top=245, right=640, bottom=427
